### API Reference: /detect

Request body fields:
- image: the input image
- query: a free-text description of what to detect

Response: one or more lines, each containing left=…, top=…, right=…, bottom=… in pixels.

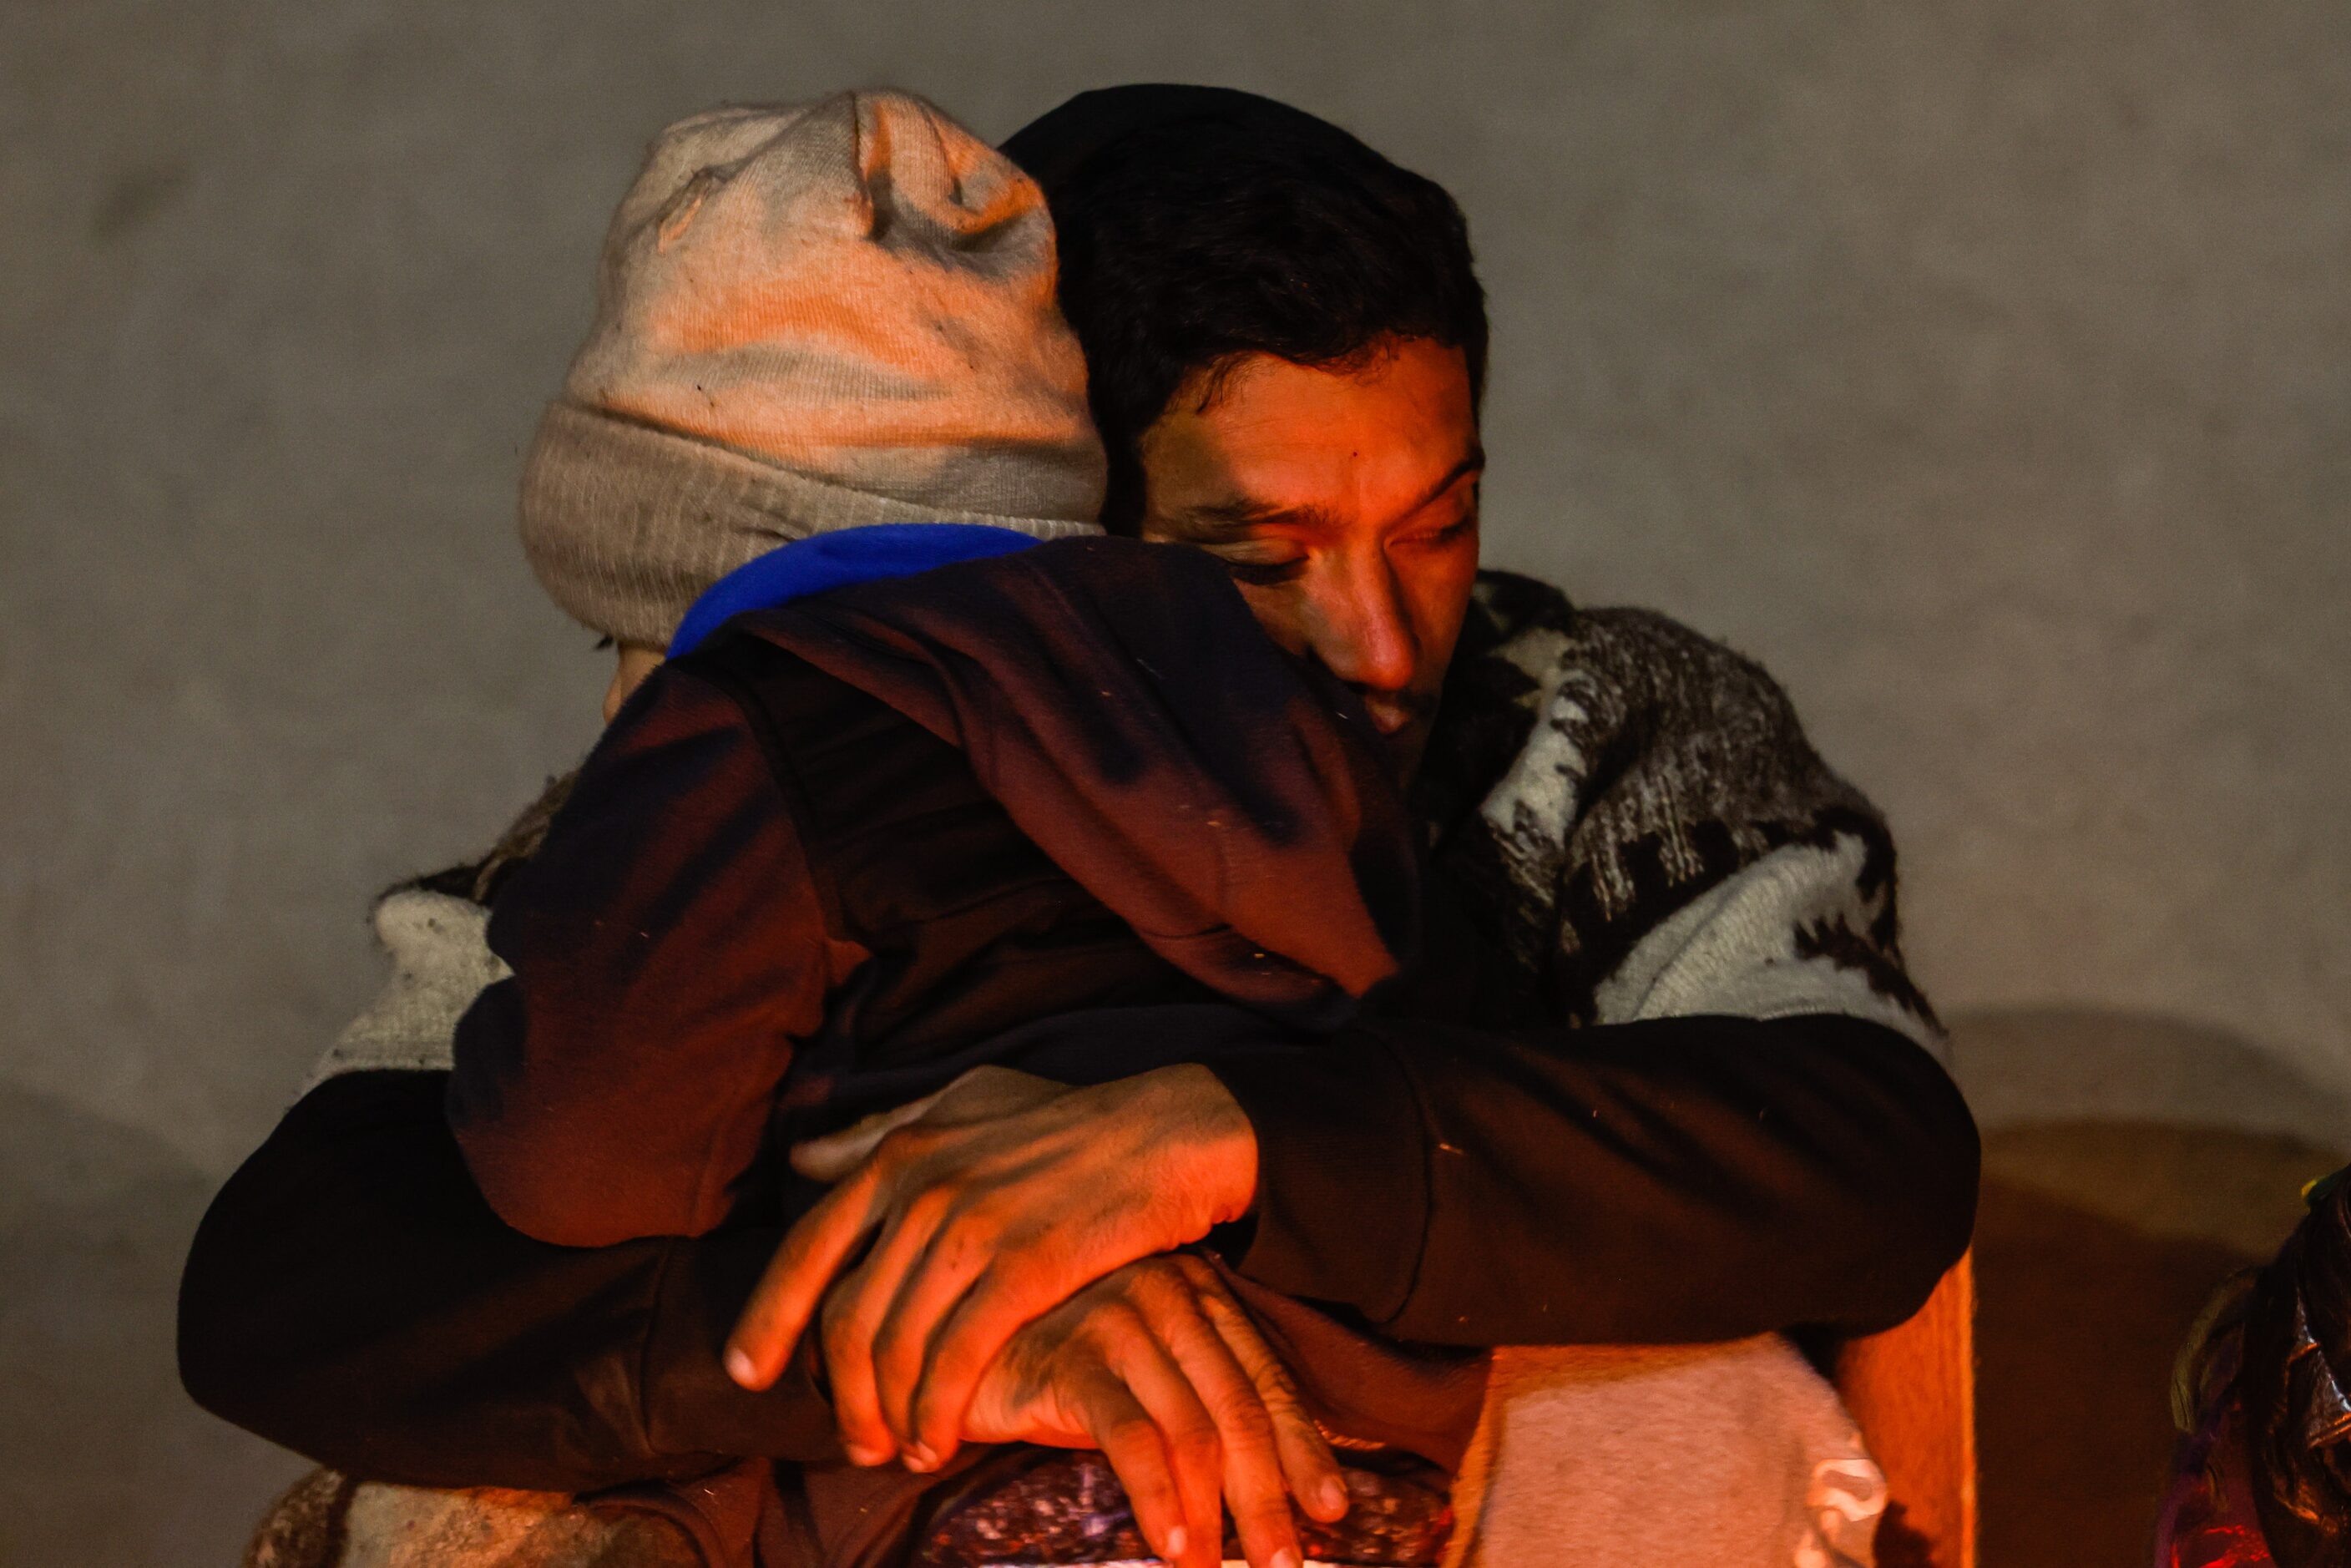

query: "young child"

left=2160, top=1168, right=2351, bottom=1566
left=442, top=89, right=1445, bottom=1568
left=450, top=88, right=1417, bottom=1247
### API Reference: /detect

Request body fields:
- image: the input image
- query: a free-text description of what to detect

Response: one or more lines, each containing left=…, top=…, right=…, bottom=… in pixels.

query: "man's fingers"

left=816, top=1185, right=962, bottom=1460
left=1103, top=1318, right=1227, bottom=1568
left=951, top=1258, right=1326, bottom=1568
left=810, top=1255, right=898, bottom=1464
left=1071, top=1374, right=1191, bottom=1568
left=851, top=1197, right=998, bottom=1462
left=790, top=1093, right=946, bottom=1183
left=1140, top=1278, right=1304, bottom=1568
left=869, top=1210, right=1004, bottom=1465
left=908, top=1250, right=1096, bottom=1464
left=1196, top=1285, right=1348, bottom=1524
left=921, top=1065, right=1068, bottom=1123
left=790, top=1068, right=1065, bottom=1183
left=723, top=1167, right=882, bottom=1390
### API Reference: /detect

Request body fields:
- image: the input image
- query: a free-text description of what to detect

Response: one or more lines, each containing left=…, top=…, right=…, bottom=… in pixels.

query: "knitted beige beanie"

left=519, top=90, right=1106, bottom=647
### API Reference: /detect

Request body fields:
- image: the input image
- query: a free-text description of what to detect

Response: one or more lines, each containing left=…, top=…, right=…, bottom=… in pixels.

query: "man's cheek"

left=1233, top=582, right=1315, bottom=659
left=1418, top=557, right=1480, bottom=676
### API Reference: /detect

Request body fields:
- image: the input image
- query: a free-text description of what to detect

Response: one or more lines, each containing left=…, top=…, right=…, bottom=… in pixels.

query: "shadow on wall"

left=1952, top=1007, right=2349, bottom=1568
left=0, top=1084, right=307, bottom=1568
left=1949, top=1004, right=2351, bottom=1150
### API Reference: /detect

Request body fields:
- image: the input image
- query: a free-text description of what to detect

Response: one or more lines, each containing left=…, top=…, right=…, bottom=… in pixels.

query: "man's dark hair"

left=1004, top=88, right=1487, bottom=531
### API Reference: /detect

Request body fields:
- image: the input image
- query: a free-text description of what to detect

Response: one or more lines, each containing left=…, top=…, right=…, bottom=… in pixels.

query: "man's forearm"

left=1206, top=1012, right=1979, bottom=1346
left=179, top=1070, right=842, bottom=1492
left=903, top=1003, right=1975, bottom=1341
left=179, top=1009, right=1974, bottom=1491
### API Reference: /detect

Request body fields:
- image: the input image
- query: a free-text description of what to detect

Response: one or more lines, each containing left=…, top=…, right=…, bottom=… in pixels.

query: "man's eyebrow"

left=1412, top=448, right=1488, bottom=513
left=1167, top=448, right=1488, bottom=538
left=1163, top=498, right=1339, bottom=537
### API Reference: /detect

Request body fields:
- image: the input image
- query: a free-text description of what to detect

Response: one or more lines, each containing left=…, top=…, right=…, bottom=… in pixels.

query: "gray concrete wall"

left=3, top=3, right=2345, bottom=1562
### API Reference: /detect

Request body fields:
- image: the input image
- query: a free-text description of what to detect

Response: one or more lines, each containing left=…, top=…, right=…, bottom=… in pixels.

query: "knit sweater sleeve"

left=446, top=662, right=837, bottom=1247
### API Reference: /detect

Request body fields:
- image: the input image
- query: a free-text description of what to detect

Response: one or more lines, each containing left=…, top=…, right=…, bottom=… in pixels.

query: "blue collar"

left=667, top=524, right=1047, bottom=657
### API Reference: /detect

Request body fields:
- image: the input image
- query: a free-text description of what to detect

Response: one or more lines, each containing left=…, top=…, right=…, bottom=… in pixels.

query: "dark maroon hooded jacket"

left=445, top=535, right=1419, bottom=1247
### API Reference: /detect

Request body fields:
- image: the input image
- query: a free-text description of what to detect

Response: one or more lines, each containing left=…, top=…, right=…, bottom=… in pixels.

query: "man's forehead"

left=1145, top=341, right=1482, bottom=533
left=1193, top=342, right=1473, bottom=430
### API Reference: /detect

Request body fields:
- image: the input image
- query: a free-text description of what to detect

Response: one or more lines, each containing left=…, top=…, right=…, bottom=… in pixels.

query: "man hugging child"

left=446, top=89, right=1449, bottom=1568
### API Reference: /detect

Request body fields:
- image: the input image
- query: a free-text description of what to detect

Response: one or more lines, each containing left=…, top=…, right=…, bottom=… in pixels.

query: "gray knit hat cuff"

left=518, top=401, right=1102, bottom=648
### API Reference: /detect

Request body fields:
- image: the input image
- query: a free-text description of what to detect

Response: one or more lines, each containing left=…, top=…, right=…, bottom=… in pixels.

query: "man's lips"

left=1360, top=694, right=1418, bottom=736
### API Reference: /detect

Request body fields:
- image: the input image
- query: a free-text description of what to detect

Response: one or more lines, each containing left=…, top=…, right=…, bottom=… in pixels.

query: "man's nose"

left=1304, top=552, right=1419, bottom=696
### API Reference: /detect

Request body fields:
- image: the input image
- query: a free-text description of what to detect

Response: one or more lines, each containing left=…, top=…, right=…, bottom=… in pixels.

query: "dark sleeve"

left=1203, top=1012, right=1979, bottom=1345
left=447, top=660, right=837, bottom=1247
left=179, top=1070, right=846, bottom=1492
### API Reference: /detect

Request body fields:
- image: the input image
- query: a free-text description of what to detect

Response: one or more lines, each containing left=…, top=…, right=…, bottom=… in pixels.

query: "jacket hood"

left=716, top=535, right=1420, bottom=1026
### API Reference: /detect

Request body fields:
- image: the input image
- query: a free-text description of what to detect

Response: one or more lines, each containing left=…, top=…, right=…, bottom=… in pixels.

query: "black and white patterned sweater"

left=1410, top=569, right=1937, bottom=1044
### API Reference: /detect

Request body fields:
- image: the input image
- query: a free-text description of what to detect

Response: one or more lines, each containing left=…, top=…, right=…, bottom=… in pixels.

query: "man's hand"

left=964, top=1253, right=1348, bottom=1568
left=724, top=1064, right=1261, bottom=1473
